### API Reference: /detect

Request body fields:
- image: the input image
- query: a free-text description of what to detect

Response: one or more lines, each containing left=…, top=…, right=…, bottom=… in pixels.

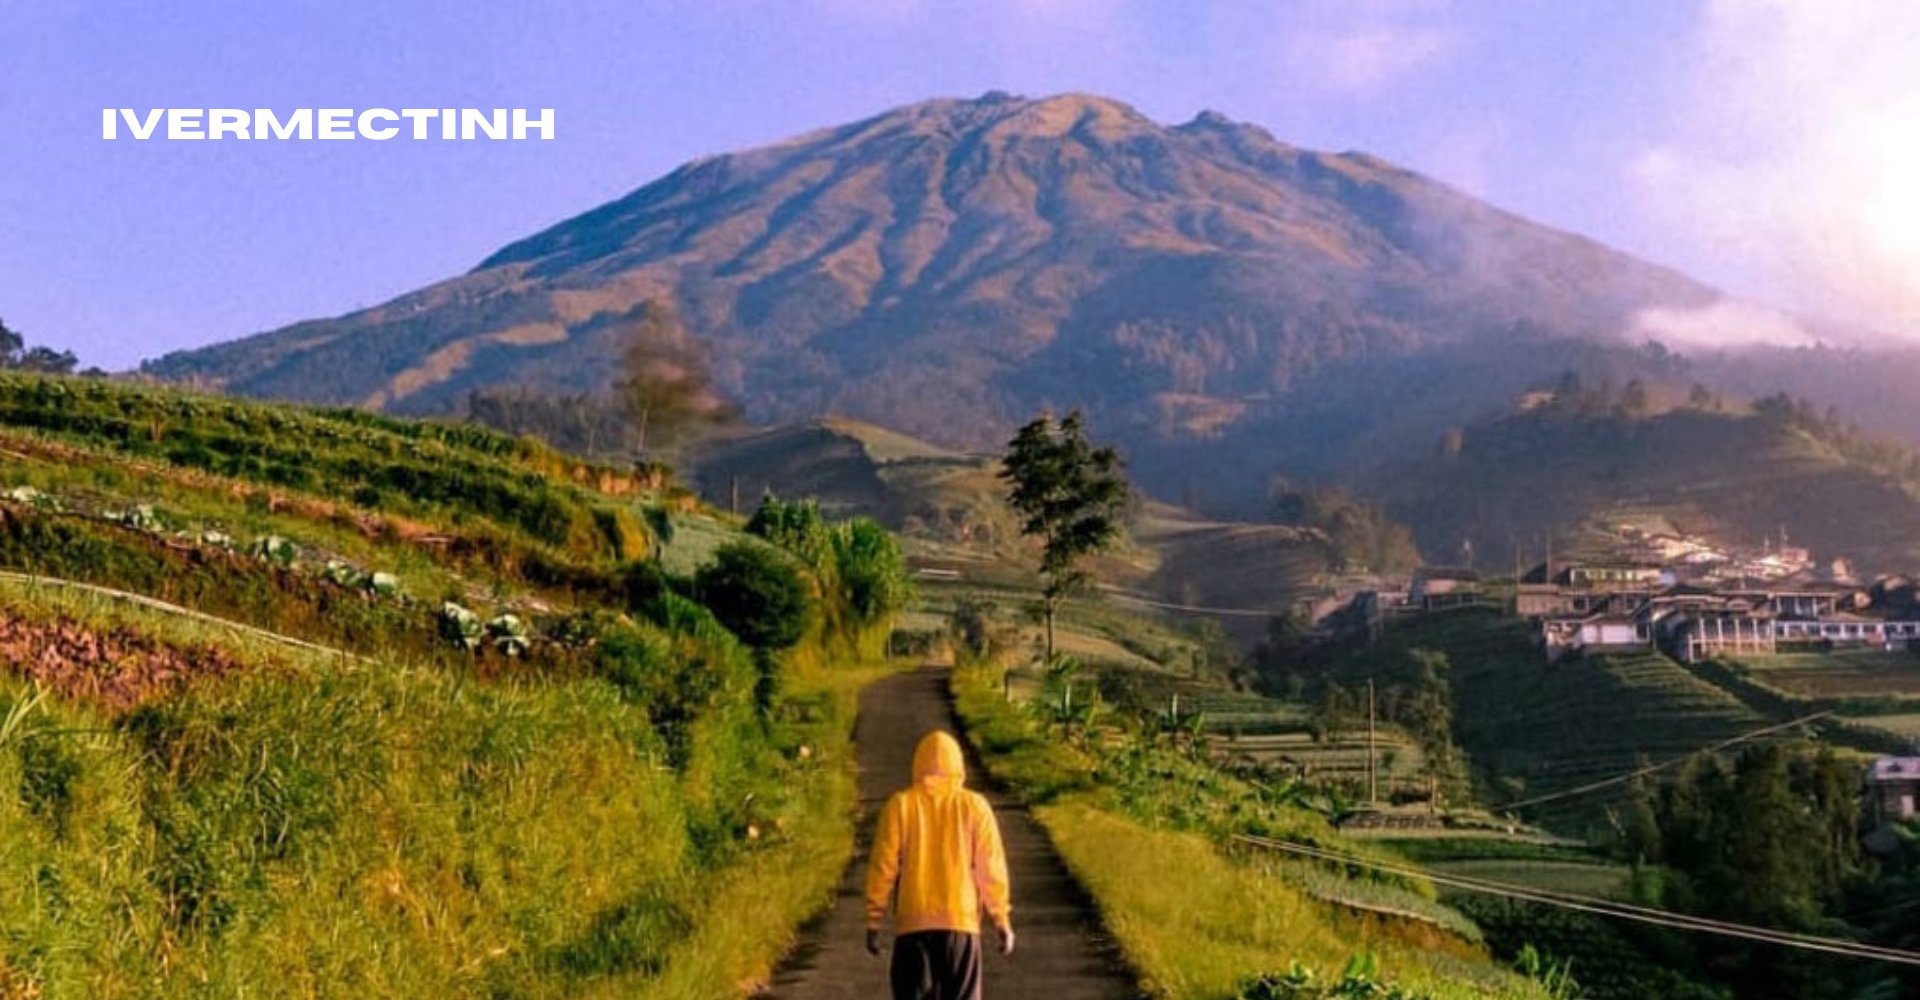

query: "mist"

left=1632, top=0, right=1920, bottom=339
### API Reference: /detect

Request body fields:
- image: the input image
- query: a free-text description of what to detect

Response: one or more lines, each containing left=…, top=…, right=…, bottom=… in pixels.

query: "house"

left=1531, top=577, right=1920, bottom=662
left=1541, top=612, right=1652, bottom=660
left=1410, top=568, right=1481, bottom=610
left=1867, top=757, right=1920, bottom=829
left=1515, top=561, right=1664, bottom=619
left=1661, top=606, right=1779, bottom=661
left=1515, top=583, right=1578, bottom=618
left=1563, top=561, right=1667, bottom=589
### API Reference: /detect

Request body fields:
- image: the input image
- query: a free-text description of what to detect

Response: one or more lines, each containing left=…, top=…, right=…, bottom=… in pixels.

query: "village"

left=1306, top=521, right=1920, bottom=663
left=1297, top=520, right=1920, bottom=839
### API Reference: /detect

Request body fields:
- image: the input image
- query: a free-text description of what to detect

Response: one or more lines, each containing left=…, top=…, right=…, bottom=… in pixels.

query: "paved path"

left=756, top=665, right=1140, bottom=999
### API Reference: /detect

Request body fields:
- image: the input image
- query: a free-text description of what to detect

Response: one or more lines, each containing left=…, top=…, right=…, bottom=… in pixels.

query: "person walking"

left=865, top=729, right=1015, bottom=999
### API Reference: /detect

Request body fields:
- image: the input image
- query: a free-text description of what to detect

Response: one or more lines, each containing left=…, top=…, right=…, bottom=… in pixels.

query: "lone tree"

left=1000, top=409, right=1128, bottom=662
left=617, top=300, right=731, bottom=455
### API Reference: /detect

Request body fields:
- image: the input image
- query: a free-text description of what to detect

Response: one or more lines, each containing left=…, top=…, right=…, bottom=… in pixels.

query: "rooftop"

left=1869, top=757, right=1920, bottom=782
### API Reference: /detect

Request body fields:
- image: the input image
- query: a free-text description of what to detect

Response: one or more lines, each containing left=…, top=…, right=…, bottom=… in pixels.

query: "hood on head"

left=911, top=731, right=966, bottom=787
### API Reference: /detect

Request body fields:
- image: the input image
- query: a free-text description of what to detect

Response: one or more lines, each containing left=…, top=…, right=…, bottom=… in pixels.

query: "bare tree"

left=617, top=301, right=731, bottom=454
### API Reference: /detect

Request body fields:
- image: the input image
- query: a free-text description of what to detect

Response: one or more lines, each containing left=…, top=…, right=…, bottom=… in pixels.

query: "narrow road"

left=756, top=665, right=1139, bottom=999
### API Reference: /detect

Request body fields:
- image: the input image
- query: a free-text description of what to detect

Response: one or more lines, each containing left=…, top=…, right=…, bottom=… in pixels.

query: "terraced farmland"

left=1330, top=609, right=1768, bottom=825
left=1214, top=730, right=1429, bottom=792
left=1734, top=650, right=1920, bottom=699
left=1857, top=713, right=1920, bottom=740
left=1421, top=859, right=1631, bottom=899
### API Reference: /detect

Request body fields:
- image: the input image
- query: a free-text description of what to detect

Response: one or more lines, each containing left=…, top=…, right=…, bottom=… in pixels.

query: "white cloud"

left=1255, top=0, right=1462, bottom=96
left=1632, top=0, right=1920, bottom=337
left=1630, top=298, right=1816, bottom=350
left=1317, top=24, right=1459, bottom=92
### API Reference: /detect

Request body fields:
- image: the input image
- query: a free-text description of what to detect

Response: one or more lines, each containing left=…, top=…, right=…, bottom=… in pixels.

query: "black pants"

left=889, top=930, right=982, bottom=1000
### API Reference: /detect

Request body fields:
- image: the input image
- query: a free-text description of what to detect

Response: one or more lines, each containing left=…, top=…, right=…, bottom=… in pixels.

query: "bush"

left=619, top=559, right=679, bottom=621
left=830, top=518, right=912, bottom=624
left=693, top=542, right=815, bottom=653
left=745, top=495, right=829, bottom=569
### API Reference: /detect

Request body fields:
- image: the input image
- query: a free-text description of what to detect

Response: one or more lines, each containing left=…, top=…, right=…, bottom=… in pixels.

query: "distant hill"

left=689, top=418, right=1009, bottom=541
left=144, top=91, right=1717, bottom=506
left=685, top=418, right=1333, bottom=619
left=1349, top=389, right=1920, bottom=574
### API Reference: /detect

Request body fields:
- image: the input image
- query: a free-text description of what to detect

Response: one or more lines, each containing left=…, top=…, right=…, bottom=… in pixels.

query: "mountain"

left=144, top=92, right=1718, bottom=499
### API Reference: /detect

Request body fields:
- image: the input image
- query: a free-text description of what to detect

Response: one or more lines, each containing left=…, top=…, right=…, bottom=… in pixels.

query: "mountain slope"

left=144, top=92, right=1714, bottom=485
left=1356, top=393, right=1920, bottom=573
left=686, top=418, right=1342, bottom=627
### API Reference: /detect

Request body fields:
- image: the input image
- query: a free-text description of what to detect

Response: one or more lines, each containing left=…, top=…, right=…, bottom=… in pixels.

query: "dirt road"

left=756, top=665, right=1140, bottom=999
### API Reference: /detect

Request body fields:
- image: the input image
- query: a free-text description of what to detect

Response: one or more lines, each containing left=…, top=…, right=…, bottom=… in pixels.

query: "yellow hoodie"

left=864, top=731, right=1012, bottom=935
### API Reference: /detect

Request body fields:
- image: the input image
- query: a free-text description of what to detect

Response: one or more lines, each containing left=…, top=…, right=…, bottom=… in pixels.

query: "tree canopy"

left=693, top=541, right=815, bottom=653
left=999, top=408, right=1128, bottom=661
left=0, top=317, right=77, bottom=374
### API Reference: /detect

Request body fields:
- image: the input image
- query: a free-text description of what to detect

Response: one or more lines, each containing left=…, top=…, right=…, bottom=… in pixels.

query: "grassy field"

left=1420, top=860, right=1631, bottom=900
left=1729, top=650, right=1920, bottom=699
left=1855, top=713, right=1920, bottom=740
left=0, top=598, right=869, bottom=999
left=0, top=372, right=894, bottom=998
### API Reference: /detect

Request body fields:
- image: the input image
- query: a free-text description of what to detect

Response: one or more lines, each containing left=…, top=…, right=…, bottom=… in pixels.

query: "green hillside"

left=687, top=418, right=1339, bottom=632
left=1357, top=393, right=1920, bottom=572
left=0, top=373, right=892, bottom=998
left=1322, top=608, right=1767, bottom=828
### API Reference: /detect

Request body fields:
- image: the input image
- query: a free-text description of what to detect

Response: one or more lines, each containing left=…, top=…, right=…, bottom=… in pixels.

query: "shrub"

left=830, top=517, right=912, bottom=624
left=745, top=495, right=830, bottom=569
left=1235, top=955, right=1440, bottom=1000
left=693, top=542, right=814, bottom=653
left=619, top=559, right=677, bottom=621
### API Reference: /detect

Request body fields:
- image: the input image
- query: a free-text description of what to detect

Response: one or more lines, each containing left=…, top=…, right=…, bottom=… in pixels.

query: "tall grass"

left=1040, top=804, right=1541, bottom=1000
left=0, top=562, right=880, bottom=1000
left=0, top=372, right=907, bottom=999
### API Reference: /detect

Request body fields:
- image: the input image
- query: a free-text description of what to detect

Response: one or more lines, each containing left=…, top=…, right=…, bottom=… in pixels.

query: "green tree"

left=999, top=409, right=1129, bottom=662
left=693, top=541, right=815, bottom=653
left=0, top=318, right=76, bottom=374
left=830, top=517, right=912, bottom=625
left=745, top=494, right=831, bottom=570
left=0, top=317, right=22, bottom=363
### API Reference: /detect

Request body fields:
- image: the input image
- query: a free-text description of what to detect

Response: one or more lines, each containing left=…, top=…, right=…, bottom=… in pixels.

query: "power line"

left=1234, top=833, right=1920, bottom=967
left=1097, top=587, right=1279, bottom=618
left=1502, top=710, right=1835, bottom=812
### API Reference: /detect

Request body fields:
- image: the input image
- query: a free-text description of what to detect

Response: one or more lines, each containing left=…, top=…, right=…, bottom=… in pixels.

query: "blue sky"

left=4, top=1, right=1917, bottom=369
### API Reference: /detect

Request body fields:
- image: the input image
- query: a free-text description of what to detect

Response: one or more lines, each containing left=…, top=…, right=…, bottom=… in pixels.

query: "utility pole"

left=729, top=476, right=739, bottom=517
left=1367, top=679, right=1378, bottom=805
